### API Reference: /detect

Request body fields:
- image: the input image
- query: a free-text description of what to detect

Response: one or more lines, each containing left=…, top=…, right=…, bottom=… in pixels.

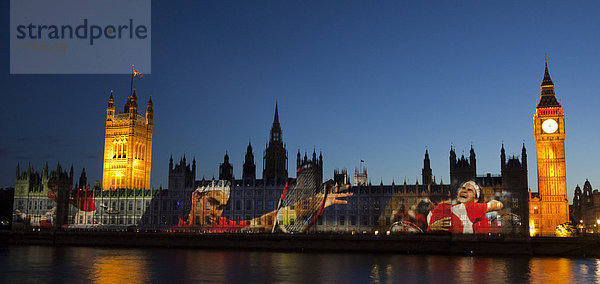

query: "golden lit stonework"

left=102, top=89, right=153, bottom=190
left=529, top=60, right=569, bottom=236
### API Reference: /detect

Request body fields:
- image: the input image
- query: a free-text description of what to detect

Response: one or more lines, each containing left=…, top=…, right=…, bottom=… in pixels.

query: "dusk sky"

left=2, top=1, right=600, bottom=201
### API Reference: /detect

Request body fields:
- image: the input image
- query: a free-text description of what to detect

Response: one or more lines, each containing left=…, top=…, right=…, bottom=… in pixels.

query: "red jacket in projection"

left=170, top=217, right=252, bottom=233
left=428, top=202, right=490, bottom=234
left=202, top=217, right=251, bottom=233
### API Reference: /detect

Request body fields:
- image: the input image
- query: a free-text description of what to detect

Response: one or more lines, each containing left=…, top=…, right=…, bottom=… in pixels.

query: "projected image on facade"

left=183, top=163, right=352, bottom=233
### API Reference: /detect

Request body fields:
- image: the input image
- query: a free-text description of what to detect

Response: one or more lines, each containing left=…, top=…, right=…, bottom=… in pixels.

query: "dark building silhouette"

left=296, top=149, right=324, bottom=185
left=219, top=152, right=234, bottom=181
left=571, top=180, right=600, bottom=232
left=0, top=188, right=14, bottom=230
left=242, top=142, right=256, bottom=184
left=449, top=145, right=477, bottom=188
left=263, top=103, right=288, bottom=184
left=168, top=155, right=196, bottom=191
left=77, top=168, right=88, bottom=190
left=333, top=168, right=349, bottom=186
left=499, top=144, right=529, bottom=235
left=422, top=149, right=432, bottom=185
left=583, top=180, right=593, bottom=205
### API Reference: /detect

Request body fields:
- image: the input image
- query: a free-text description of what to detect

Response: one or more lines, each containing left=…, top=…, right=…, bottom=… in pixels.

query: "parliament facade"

left=11, top=61, right=572, bottom=236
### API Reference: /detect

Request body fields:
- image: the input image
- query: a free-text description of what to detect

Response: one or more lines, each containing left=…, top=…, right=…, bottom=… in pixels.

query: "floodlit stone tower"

left=102, top=89, right=153, bottom=190
left=531, top=59, right=568, bottom=236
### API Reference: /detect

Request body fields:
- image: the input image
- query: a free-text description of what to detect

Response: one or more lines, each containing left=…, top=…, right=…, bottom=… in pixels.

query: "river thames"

left=1, top=245, right=599, bottom=283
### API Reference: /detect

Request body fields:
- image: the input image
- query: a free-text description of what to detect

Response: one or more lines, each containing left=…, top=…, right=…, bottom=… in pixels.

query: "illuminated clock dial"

left=542, top=119, right=558, bottom=134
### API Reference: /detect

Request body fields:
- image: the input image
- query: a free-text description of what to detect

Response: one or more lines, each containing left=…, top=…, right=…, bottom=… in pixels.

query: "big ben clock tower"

left=533, top=58, right=569, bottom=236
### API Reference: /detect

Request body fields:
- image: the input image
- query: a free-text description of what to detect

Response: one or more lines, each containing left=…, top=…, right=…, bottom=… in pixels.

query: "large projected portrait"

left=186, top=163, right=352, bottom=233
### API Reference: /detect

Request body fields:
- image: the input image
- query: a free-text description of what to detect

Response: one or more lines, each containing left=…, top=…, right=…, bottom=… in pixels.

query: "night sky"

left=2, top=1, right=600, bottom=201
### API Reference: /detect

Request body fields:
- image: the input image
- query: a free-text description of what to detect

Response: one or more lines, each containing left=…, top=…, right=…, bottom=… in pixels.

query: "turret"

left=583, top=179, right=593, bottom=205
left=219, top=152, right=234, bottom=181
left=129, top=89, right=138, bottom=119
left=107, top=90, right=115, bottom=121
left=270, top=102, right=282, bottom=143
left=521, top=143, right=527, bottom=170
left=192, top=156, right=196, bottom=177
left=449, top=146, right=456, bottom=171
left=319, top=151, right=323, bottom=167
left=469, top=145, right=476, bottom=175
left=146, top=94, right=153, bottom=124
left=574, top=185, right=582, bottom=208
left=243, top=142, right=256, bottom=182
left=500, top=143, right=506, bottom=172
left=70, top=164, right=74, bottom=181
left=422, top=149, right=432, bottom=185
left=79, top=168, right=87, bottom=190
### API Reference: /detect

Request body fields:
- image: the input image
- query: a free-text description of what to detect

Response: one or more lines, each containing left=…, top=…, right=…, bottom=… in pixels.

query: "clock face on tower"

left=542, top=118, right=558, bottom=134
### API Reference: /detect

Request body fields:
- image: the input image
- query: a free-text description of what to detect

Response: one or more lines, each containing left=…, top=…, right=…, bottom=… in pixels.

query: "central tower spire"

left=270, top=102, right=282, bottom=143
left=263, top=102, right=288, bottom=184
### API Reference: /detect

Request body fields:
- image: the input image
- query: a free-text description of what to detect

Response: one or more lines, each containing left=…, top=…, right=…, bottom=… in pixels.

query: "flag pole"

left=130, top=64, right=134, bottom=96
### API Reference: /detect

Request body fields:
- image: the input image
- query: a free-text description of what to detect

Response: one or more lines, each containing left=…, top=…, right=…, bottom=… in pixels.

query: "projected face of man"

left=457, top=182, right=478, bottom=204
left=198, top=190, right=228, bottom=226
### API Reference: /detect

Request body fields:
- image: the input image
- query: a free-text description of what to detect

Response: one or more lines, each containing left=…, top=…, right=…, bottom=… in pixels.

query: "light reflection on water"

left=1, top=245, right=600, bottom=283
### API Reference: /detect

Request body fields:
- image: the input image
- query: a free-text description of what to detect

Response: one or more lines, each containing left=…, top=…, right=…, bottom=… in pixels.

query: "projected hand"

left=324, top=192, right=353, bottom=208
left=429, top=217, right=451, bottom=232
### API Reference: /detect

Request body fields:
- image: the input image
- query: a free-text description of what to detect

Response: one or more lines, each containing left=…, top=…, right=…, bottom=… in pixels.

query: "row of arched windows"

left=112, top=139, right=146, bottom=160
left=112, top=139, right=128, bottom=159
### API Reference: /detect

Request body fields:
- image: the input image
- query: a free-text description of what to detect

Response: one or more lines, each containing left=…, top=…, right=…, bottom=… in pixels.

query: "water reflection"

left=1, top=246, right=600, bottom=283
left=529, top=257, right=573, bottom=283
left=91, top=249, right=151, bottom=283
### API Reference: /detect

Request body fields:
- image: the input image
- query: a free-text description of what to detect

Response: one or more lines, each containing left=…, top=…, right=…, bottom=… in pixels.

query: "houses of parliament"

left=11, top=60, right=571, bottom=235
